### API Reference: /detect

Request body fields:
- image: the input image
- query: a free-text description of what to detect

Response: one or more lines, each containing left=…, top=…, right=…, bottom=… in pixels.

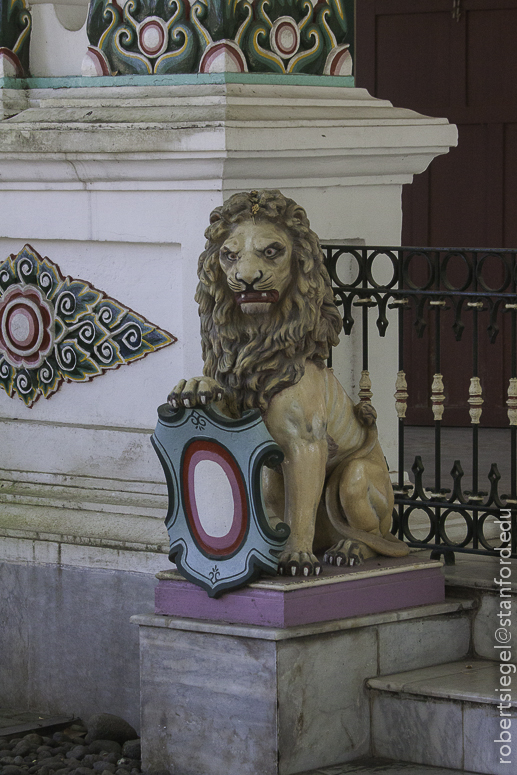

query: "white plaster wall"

left=30, top=3, right=88, bottom=77
left=0, top=84, right=457, bottom=524
left=0, top=181, right=401, bottom=454
left=0, top=188, right=219, bottom=484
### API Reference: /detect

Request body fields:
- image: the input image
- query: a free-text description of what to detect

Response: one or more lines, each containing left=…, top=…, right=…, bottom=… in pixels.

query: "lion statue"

left=169, top=189, right=409, bottom=576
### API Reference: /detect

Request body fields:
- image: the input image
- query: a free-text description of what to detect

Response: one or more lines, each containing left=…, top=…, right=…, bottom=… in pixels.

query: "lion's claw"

left=278, top=551, right=322, bottom=577
left=324, top=539, right=369, bottom=567
left=168, top=377, right=224, bottom=409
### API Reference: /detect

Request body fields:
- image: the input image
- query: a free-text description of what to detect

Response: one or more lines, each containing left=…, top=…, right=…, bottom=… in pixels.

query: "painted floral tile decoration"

left=0, top=245, right=176, bottom=407
left=83, top=0, right=354, bottom=78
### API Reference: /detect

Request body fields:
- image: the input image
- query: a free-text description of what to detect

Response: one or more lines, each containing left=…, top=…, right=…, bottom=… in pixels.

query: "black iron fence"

left=322, top=245, right=517, bottom=561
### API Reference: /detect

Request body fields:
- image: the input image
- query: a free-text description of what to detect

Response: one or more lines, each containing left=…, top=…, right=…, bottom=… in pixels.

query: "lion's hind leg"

left=324, top=453, right=409, bottom=565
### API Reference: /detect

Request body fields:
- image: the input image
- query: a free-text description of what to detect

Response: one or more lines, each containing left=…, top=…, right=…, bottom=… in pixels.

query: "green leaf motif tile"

left=83, top=0, right=354, bottom=78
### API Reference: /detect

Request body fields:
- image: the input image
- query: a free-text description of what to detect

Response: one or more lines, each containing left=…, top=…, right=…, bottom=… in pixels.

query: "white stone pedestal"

left=132, top=595, right=472, bottom=775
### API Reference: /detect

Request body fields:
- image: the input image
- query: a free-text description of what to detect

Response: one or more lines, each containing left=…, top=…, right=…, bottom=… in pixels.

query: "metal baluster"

left=326, top=246, right=334, bottom=368
left=430, top=282, right=445, bottom=555
left=359, top=248, right=371, bottom=402
left=393, top=248, right=407, bottom=541
left=468, top=296, right=483, bottom=505
left=467, top=253, right=484, bottom=550
left=359, top=369, right=372, bottom=402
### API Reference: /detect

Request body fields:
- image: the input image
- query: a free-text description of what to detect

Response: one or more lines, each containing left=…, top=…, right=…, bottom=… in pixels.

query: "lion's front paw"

left=278, top=551, right=322, bottom=577
left=324, top=539, right=374, bottom=567
left=168, top=377, right=223, bottom=409
left=354, top=402, right=377, bottom=427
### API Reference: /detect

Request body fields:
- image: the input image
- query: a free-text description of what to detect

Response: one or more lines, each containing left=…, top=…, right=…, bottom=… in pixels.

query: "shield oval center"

left=183, top=440, right=248, bottom=556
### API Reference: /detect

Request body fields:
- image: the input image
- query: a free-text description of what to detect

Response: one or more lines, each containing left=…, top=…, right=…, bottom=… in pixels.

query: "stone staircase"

left=294, top=554, right=516, bottom=775
left=367, top=659, right=511, bottom=775
left=0, top=467, right=169, bottom=573
left=359, top=554, right=516, bottom=775
left=305, top=761, right=479, bottom=774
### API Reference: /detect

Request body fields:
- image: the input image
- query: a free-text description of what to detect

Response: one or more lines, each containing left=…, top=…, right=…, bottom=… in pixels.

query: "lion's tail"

left=325, top=457, right=409, bottom=558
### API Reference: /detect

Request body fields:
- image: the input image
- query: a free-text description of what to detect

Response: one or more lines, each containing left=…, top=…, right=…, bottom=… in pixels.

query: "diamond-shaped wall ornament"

left=0, top=245, right=176, bottom=407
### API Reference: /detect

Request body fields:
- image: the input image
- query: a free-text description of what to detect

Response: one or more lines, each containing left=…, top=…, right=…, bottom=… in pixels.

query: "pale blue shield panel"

left=151, top=404, right=290, bottom=598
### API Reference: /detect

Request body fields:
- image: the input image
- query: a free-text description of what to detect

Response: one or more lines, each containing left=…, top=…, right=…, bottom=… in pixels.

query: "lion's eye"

left=222, top=249, right=238, bottom=262
left=264, top=247, right=278, bottom=258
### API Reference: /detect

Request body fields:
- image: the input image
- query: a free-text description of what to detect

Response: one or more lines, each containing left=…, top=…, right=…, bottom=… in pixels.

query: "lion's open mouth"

left=236, top=290, right=279, bottom=305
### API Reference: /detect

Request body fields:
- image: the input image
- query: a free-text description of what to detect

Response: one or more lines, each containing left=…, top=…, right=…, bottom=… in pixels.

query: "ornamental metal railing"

left=322, top=244, right=517, bottom=561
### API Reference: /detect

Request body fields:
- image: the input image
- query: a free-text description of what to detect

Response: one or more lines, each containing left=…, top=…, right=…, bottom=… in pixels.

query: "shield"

left=151, top=403, right=290, bottom=598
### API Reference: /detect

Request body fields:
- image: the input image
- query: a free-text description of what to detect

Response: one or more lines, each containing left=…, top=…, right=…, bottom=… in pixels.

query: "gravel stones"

left=85, top=744, right=120, bottom=758
left=20, top=740, right=41, bottom=750
left=0, top=724, right=142, bottom=775
left=85, top=718, right=136, bottom=747
left=11, top=745, right=30, bottom=759
left=92, top=764, right=115, bottom=774
left=65, top=749, right=86, bottom=763
left=119, top=745, right=139, bottom=764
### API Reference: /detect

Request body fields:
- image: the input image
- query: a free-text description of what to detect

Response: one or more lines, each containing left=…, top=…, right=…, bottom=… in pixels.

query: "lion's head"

left=196, top=189, right=342, bottom=416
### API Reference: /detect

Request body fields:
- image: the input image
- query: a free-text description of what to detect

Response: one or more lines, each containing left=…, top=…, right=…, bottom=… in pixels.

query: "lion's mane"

left=196, top=189, right=343, bottom=416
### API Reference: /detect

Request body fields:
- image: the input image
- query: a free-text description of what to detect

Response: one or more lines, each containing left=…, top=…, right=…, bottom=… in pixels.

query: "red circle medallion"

left=270, top=16, right=300, bottom=59
left=0, top=284, right=54, bottom=369
left=138, top=18, right=167, bottom=58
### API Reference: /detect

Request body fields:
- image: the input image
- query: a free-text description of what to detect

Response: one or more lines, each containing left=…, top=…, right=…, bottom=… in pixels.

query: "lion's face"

left=218, top=220, right=293, bottom=316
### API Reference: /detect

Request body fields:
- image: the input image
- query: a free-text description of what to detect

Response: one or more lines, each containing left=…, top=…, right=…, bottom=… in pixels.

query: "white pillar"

left=0, top=82, right=457, bottom=536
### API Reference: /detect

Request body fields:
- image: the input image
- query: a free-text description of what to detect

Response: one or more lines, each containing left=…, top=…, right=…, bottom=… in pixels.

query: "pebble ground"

left=0, top=724, right=142, bottom=775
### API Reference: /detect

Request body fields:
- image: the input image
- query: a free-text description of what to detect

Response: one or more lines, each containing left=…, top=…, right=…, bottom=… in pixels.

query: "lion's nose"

left=235, top=268, right=263, bottom=287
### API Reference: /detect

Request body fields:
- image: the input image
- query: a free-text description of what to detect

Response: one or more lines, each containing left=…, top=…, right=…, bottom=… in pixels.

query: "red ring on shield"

left=182, top=440, right=248, bottom=557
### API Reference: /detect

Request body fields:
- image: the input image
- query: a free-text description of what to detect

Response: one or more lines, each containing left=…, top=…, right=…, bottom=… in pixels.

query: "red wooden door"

left=356, top=0, right=517, bottom=426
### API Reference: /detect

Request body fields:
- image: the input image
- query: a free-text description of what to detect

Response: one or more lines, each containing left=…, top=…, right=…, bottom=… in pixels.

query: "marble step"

left=367, top=659, right=517, bottom=775
left=0, top=468, right=171, bottom=559
left=0, top=467, right=167, bottom=496
left=0, top=708, right=76, bottom=738
left=304, top=758, right=478, bottom=774
left=441, top=554, right=517, bottom=661
left=0, top=474, right=168, bottom=517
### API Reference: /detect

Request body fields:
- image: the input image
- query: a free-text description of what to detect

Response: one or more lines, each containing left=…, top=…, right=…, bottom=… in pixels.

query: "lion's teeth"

left=262, top=293, right=267, bottom=297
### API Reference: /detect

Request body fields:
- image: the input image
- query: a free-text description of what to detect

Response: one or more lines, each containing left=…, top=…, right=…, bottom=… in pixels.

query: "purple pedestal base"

left=155, top=555, right=445, bottom=628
